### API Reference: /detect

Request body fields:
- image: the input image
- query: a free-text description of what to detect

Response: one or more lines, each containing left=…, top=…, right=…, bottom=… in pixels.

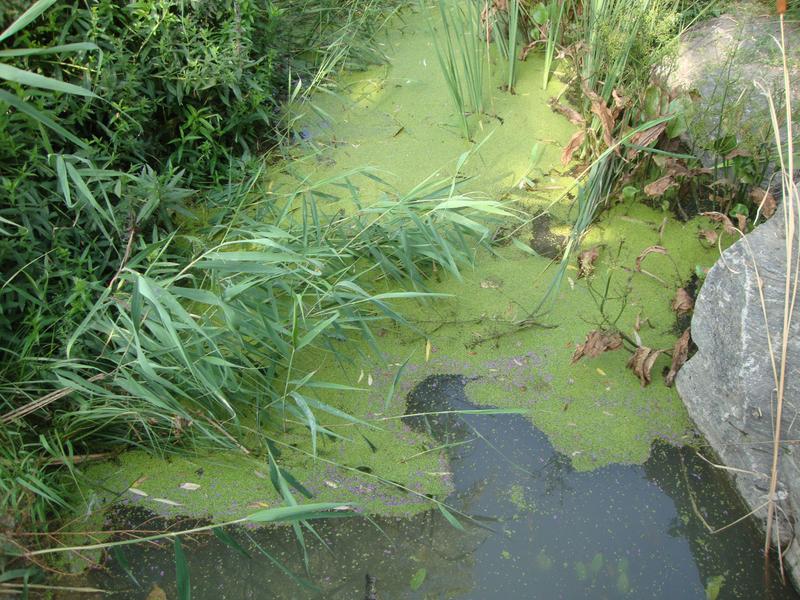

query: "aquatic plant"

left=427, top=0, right=487, bottom=139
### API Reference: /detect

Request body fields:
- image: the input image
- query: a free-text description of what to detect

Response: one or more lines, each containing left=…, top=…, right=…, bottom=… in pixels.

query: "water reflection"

left=67, top=375, right=796, bottom=599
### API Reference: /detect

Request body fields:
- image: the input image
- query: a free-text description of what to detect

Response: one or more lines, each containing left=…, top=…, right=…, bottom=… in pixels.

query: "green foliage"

left=427, top=0, right=487, bottom=139
left=0, top=0, right=443, bottom=560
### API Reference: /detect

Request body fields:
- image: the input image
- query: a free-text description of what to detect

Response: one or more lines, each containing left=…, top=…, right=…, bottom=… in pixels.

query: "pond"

left=59, top=4, right=798, bottom=599
left=68, top=374, right=795, bottom=599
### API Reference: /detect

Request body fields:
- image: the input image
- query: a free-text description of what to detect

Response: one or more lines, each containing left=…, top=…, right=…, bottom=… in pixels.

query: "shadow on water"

left=69, top=375, right=797, bottom=599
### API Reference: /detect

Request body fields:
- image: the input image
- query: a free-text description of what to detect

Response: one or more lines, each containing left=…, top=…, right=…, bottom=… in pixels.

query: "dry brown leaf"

left=665, top=328, right=691, bottom=386
left=698, top=229, right=718, bottom=244
left=588, top=91, right=616, bottom=148
left=519, top=40, right=540, bottom=61
left=580, top=81, right=616, bottom=148
left=548, top=98, right=586, bottom=126
left=627, top=346, right=662, bottom=386
left=628, top=122, right=667, bottom=154
left=611, top=89, right=628, bottom=118
left=577, top=246, right=600, bottom=278
left=701, top=211, right=738, bottom=235
left=644, top=175, right=676, bottom=197
left=725, top=147, right=751, bottom=159
left=735, top=212, right=747, bottom=231
left=561, top=130, right=586, bottom=165
left=750, top=186, right=777, bottom=218
left=671, top=288, right=694, bottom=314
left=634, top=245, right=668, bottom=271
left=571, top=330, right=623, bottom=363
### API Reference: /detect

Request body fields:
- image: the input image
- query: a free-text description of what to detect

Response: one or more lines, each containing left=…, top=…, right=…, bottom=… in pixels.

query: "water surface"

left=75, top=375, right=796, bottom=599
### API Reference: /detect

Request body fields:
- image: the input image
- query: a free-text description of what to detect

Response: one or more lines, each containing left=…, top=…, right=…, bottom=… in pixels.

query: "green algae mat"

left=83, top=7, right=727, bottom=523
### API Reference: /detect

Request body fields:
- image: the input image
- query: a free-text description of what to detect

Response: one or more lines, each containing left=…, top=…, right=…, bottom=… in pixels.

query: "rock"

left=667, top=2, right=800, bottom=182
left=676, top=207, right=800, bottom=588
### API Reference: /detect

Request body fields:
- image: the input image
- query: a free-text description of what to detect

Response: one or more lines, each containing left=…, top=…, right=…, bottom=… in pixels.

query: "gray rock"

left=677, top=204, right=800, bottom=588
left=667, top=2, right=800, bottom=182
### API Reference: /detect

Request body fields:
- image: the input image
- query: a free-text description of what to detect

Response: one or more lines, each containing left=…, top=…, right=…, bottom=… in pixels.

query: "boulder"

left=677, top=205, right=800, bottom=588
left=667, top=2, right=800, bottom=182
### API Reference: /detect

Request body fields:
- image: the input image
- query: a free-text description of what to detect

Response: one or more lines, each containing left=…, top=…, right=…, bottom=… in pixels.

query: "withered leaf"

left=644, top=175, right=676, bottom=197
left=750, top=187, right=777, bottom=219
left=671, top=288, right=694, bottom=314
left=561, top=130, right=586, bottom=165
left=627, top=346, right=663, bottom=387
left=701, top=211, right=738, bottom=235
left=665, top=328, right=691, bottom=387
left=698, top=229, right=718, bottom=244
left=628, top=122, right=667, bottom=156
left=577, top=246, right=600, bottom=278
left=581, top=82, right=616, bottom=148
left=612, top=89, right=628, bottom=117
left=634, top=245, right=668, bottom=271
left=725, top=147, right=751, bottom=159
left=735, top=212, right=747, bottom=231
left=571, top=330, right=623, bottom=363
left=548, top=98, right=586, bottom=126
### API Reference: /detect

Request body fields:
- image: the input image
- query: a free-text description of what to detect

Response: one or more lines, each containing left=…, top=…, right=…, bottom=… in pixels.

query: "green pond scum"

left=83, top=4, right=728, bottom=521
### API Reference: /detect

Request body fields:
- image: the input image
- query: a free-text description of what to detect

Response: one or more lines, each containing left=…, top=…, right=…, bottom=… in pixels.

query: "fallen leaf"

left=701, top=212, right=738, bottom=235
left=571, top=330, right=623, bottom=363
left=698, top=229, right=718, bottom=244
left=561, top=130, right=586, bottom=165
left=634, top=245, right=668, bottom=271
left=247, top=501, right=271, bottom=509
left=644, top=175, right=676, bottom=197
left=425, top=339, right=431, bottom=363
left=626, top=346, right=663, bottom=386
left=577, top=246, right=600, bottom=278
left=671, top=288, right=694, bottom=315
left=665, top=329, right=691, bottom=386
left=735, top=212, right=747, bottom=231
left=128, top=487, right=148, bottom=497
left=548, top=98, right=586, bottom=126
left=179, top=482, right=200, bottom=491
left=596, top=368, right=607, bottom=376
left=751, top=187, right=777, bottom=218
left=152, top=498, right=183, bottom=507
left=725, top=147, right=751, bottom=159
left=367, top=373, right=373, bottom=386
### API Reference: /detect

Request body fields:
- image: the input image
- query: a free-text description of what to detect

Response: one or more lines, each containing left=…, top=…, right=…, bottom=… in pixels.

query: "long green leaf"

left=0, top=42, right=98, bottom=58
left=0, top=90, right=88, bottom=148
left=174, top=538, right=191, bottom=600
left=0, top=0, right=57, bottom=43
left=0, top=64, right=97, bottom=97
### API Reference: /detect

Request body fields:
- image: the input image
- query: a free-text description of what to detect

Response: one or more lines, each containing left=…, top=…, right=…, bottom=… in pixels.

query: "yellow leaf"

left=595, top=368, right=607, bottom=376
left=425, top=339, right=431, bottom=362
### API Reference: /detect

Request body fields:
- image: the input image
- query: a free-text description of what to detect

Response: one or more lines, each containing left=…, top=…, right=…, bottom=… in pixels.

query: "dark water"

left=70, top=375, right=797, bottom=599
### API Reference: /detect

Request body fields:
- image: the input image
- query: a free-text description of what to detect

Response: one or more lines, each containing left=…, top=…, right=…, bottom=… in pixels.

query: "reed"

left=428, top=0, right=487, bottom=139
